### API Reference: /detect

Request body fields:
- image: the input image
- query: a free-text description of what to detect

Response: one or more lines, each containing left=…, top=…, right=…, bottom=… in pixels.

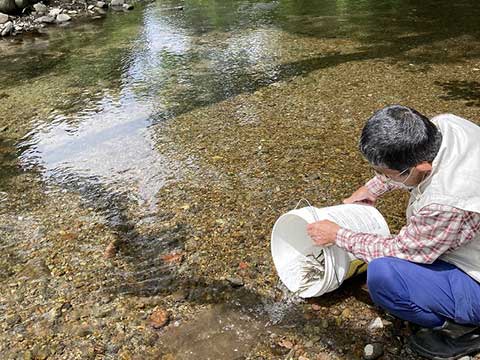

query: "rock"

left=368, top=317, right=384, bottom=330
left=56, top=14, right=71, bottom=23
left=35, top=347, right=49, bottom=360
left=161, top=252, right=183, bottom=264
left=1, top=20, right=12, bottom=36
left=34, top=15, right=55, bottom=24
left=363, top=343, right=384, bottom=360
left=340, top=308, right=351, bottom=318
left=122, top=3, right=133, bottom=10
left=49, top=8, right=62, bottom=17
left=14, top=0, right=28, bottom=9
left=94, top=7, right=106, bottom=14
left=226, top=276, right=244, bottom=287
left=0, top=12, right=8, bottom=24
left=149, top=308, right=169, bottom=328
left=18, top=258, right=51, bottom=279
left=110, top=0, right=124, bottom=6
left=33, top=2, right=47, bottom=14
left=77, top=325, right=93, bottom=337
left=0, top=0, right=16, bottom=14
left=311, top=303, right=321, bottom=311
left=96, top=1, right=107, bottom=7
left=104, top=240, right=117, bottom=258
left=457, top=357, right=471, bottom=360
left=87, top=4, right=94, bottom=10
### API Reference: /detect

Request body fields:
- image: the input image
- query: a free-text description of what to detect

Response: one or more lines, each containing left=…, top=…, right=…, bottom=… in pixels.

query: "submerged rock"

left=149, top=308, right=170, bottom=329
left=368, top=317, right=384, bottom=331
left=226, top=276, right=244, bottom=287
left=363, top=343, right=384, bottom=360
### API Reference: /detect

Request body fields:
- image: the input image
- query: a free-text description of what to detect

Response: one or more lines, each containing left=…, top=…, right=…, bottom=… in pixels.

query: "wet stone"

left=226, top=276, right=244, bottom=287
left=149, top=308, right=169, bottom=329
left=368, top=317, right=384, bottom=331
left=363, top=343, right=384, bottom=360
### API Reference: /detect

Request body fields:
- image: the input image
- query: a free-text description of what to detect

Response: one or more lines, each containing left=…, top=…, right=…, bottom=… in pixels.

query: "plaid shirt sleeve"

left=365, top=176, right=402, bottom=197
left=335, top=204, right=480, bottom=264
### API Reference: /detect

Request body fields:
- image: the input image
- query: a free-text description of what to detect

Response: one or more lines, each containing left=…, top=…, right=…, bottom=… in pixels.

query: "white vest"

left=406, top=114, right=480, bottom=282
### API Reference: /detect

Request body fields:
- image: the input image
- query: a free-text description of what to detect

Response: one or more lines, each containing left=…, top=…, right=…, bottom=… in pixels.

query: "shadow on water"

left=435, top=80, right=480, bottom=107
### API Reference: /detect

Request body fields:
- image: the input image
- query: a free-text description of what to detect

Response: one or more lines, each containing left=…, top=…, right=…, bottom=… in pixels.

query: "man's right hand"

left=343, top=186, right=378, bottom=206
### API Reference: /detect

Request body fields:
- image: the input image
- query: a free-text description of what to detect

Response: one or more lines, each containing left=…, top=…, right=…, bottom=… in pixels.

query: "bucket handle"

left=294, top=198, right=341, bottom=287
left=294, top=198, right=320, bottom=222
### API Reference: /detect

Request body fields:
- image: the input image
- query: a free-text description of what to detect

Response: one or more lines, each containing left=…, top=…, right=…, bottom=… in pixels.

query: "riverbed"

left=1, top=0, right=480, bottom=359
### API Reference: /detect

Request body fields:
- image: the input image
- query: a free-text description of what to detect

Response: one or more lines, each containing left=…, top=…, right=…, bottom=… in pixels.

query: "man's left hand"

left=306, top=220, right=341, bottom=246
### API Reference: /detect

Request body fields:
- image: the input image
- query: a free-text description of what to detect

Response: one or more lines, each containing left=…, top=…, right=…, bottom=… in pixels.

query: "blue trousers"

left=367, top=257, right=480, bottom=328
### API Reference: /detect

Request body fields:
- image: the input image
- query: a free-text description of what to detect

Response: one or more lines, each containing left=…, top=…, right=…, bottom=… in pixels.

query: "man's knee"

left=367, top=257, right=404, bottom=304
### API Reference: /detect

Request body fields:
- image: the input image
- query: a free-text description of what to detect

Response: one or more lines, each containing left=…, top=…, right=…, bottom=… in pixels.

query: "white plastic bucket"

left=271, top=203, right=390, bottom=298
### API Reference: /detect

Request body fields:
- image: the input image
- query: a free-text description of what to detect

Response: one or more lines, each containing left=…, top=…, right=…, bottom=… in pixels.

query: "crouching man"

left=307, top=105, right=480, bottom=360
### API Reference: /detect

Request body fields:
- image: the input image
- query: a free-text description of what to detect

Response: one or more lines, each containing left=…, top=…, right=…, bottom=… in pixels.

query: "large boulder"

left=14, top=0, right=28, bottom=9
left=0, top=0, right=17, bottom=14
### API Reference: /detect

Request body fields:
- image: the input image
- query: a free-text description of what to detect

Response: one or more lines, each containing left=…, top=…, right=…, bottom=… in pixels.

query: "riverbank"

left=0, top=0, right=166, bottom=37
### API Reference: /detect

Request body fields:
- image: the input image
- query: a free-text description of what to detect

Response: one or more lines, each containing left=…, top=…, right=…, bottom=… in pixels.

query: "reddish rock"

left=149, top=309, right=169, bottom=329
left=103, top=241, right=117, bottom=258
left=161, top=252, right=183, bottom=264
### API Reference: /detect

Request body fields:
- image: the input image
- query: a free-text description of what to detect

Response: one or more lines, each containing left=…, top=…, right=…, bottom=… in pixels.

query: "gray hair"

left=359, top=105, right=442, bottom=171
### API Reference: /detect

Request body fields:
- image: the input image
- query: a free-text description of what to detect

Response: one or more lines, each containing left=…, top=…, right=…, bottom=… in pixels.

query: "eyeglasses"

left=373, top=167, right=411, bottom=184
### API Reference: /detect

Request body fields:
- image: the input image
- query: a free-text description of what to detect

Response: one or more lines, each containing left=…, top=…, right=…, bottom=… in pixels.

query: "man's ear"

left=415, top=161, right=432, bottom=172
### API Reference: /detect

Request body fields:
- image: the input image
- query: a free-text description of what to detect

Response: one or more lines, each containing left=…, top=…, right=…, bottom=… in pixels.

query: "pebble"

left=34, top=15, right=55, bottom=24
left=110, top=0, right=124, bottom=6
left=226, top=276, right=244, bottom=287
left=0, top=12, right=8, bottom=24
left=1, top=21, right=13, bottom=36
left=33, top=3, right=47, bottom=14
left=56, top=14, right=71, bottom=23
left=149, top=308, right=169, bottom=329
left=96, top=1, right=107, bottom=7
left=340, top=308, right=351, bottom=318
left=49, top=8, right=62, bottom=17
left=363, top=343, right=384, bottom=360
left=368, top=317, right=384, bottom=330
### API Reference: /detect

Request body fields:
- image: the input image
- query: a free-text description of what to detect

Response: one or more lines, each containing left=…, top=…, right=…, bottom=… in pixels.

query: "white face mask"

left=375, top=167, right=415, bottom=190
left=387, top=179, right=415, bottom=191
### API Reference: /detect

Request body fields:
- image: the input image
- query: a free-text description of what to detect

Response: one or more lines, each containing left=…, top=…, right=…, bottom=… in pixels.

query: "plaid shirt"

left=335, top=176, right=480, bottom=264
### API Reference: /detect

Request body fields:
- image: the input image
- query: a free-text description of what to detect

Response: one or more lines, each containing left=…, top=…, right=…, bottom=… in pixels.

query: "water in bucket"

left=271, top=203, right=390, bottom=298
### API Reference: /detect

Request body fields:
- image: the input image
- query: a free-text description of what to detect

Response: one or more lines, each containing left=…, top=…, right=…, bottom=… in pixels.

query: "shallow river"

left=1, top=0, right=480, bottom=359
